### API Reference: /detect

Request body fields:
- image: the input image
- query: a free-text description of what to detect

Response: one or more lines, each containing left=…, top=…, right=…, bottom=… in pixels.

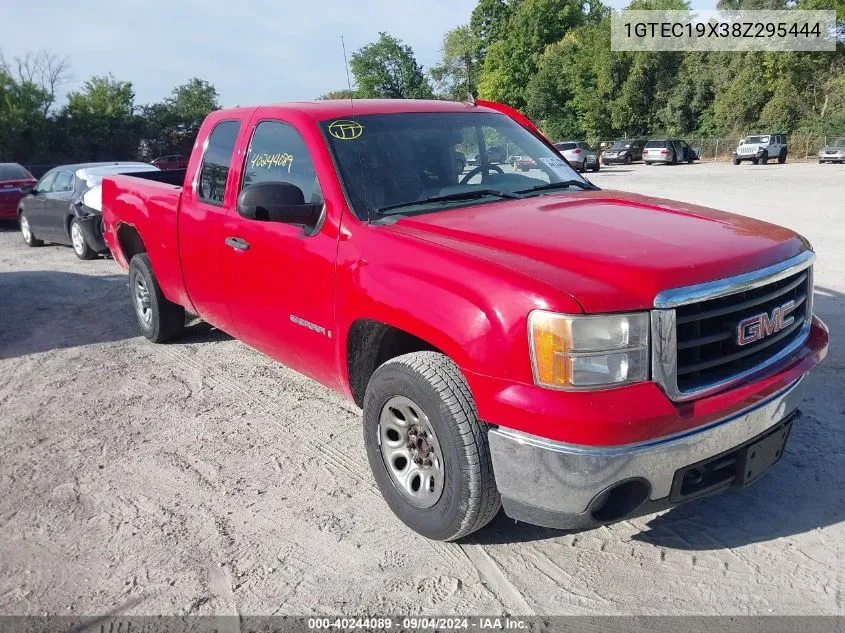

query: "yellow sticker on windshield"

left=328, top=120, right=363, bottom=140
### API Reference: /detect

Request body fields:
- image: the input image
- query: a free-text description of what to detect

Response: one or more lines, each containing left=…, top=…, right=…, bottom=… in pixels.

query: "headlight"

left=528, top=311, right=649, bottom=389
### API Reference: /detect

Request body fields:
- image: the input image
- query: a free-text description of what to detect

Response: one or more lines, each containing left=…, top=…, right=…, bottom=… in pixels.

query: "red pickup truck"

left=102, top=99, right=828, bottom=541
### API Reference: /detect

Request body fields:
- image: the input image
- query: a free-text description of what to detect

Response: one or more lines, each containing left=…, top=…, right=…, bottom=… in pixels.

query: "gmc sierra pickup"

left=102, top=99, right=828, bottom=541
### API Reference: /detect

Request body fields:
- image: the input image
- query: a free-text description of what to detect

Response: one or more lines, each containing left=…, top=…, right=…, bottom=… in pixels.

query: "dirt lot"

left=0, top=161, right=842, bottom=617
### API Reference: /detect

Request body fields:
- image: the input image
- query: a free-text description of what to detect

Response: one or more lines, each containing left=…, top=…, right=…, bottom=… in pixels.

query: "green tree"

left=350, top=33, right=434, bottom=99
left=469, top=0, right=518, bottom=63
left=60, top=75, right=139, bottom=160
left=477, top=0, right=593, bottom=109
left=430, top=26, right=478, bottom=100
left=318, top=89, right=360, bottom=100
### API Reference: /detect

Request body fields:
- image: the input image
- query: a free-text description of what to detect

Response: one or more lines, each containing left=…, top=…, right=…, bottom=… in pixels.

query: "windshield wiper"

left=515, top=180, right=599, bottom=195
left=377, top=189, right=523, bottom=215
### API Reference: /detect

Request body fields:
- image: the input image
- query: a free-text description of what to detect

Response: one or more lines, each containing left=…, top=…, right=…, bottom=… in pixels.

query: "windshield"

left=555, top=142, right=577, bottom=151
left=610, top=141, right=632, bottom=149
left=832, top=139, right=845, bottom=147
left=746, top=136, right=769, bottom=144
left=645, top=140, right=668, bottom=148
left=321, top=112, right=586, bottom=220
left=0, top=164, right=32, bottom=181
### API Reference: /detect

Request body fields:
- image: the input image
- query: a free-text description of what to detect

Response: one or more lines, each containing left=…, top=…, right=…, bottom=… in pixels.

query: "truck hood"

left=384, top=190, right=807, bottom=313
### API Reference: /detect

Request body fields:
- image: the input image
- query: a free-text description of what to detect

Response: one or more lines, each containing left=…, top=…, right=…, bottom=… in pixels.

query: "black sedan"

left=17, top=162, right=157, bottom=259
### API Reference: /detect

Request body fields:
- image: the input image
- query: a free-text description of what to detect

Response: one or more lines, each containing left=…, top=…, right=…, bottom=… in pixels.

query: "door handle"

left=225, top=236, right=250, bottom=251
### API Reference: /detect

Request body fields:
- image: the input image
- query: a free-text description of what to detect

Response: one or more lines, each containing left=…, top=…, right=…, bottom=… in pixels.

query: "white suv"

left=733, top=134, right=788, bottom=165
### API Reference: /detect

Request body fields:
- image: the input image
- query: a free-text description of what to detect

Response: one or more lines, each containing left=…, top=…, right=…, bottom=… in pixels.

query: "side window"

left=35, top=172, right=57, bottom=193
left=53, top=171, right=73, bottom=192
left=198, top=120, right=241, bottom=205
left=242, top=120, right=321, bottom=203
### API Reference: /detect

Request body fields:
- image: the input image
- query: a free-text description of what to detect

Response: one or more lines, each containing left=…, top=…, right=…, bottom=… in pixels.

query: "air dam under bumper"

left=488, top=376, right=804, bottom=530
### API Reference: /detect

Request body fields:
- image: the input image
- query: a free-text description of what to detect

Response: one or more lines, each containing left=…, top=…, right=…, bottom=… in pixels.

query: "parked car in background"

left=733, top=134, right=787, bottom=165
left=818, top=139, right=845, bottom=163
left=515, top=156, right=537, bottom=171
left=151, top=155, right=189, bottom=170
left=101, top=99, right=827, bottom=541
left=554, top=141, right=599, bottom=172
left=643, top=139, right=698, bottom=165
left=0, top=163, right=37, bottom=220
left=17, top=161, right=157, bottom=259
left=466, top=145, right=506, bottom=166
left=601, top=139, right=646, bottom=165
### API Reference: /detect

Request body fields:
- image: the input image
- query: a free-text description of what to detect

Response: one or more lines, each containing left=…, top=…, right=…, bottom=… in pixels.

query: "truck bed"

left=101, top=171, right=192, bottom=310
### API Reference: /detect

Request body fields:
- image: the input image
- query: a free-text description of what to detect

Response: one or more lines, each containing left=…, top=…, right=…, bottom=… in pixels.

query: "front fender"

left=335, top=222, right=583, bottom=391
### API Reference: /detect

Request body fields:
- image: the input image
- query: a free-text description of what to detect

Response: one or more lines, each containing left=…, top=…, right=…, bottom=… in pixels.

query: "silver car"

left=554, top=141, right=599, bottom=172
left=818, top=139, right=845, bottom=164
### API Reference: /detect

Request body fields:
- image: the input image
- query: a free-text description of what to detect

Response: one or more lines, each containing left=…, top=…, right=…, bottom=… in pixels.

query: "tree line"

left=0, top=51, right=220, bottom=166
left=2, top=0, right=843, bottom=168
left=327, top=0, right=845, bottom=141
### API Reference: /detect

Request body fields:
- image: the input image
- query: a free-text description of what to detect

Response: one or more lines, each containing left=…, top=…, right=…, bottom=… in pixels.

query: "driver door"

left=222, top=116, right=340, bottom=387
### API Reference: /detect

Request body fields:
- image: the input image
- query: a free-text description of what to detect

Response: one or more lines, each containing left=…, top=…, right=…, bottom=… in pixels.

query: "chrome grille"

left=651, top=252, right=814, bottom=401
left=675, top=269, right=809, bottom=392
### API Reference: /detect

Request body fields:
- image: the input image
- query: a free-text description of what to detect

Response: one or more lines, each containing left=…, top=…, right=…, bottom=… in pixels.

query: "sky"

left=0, top=0, right=715, bottom=109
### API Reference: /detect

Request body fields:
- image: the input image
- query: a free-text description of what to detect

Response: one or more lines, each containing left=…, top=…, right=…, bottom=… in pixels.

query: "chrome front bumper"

left=488, top=377, right=804, bottom=529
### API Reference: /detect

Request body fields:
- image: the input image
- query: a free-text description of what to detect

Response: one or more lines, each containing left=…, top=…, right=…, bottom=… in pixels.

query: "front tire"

left=363, top=352, right=500, bottom=541
left=624, top=154, right=632, bottom=165
left=128, top=254, right=185, bottom=343
left=70, top=218, right=97, bottom=260
left=758, top=150, right=768, bottom=164
left=19, top=212, right=43, bottom=247
left=733, top=156, right=741, bottom=165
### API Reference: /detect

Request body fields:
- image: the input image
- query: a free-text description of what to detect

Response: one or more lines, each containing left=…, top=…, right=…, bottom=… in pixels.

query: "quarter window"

left=242, top=120, right=321, bottom=203
left=198, top=120, right=241, bottom=205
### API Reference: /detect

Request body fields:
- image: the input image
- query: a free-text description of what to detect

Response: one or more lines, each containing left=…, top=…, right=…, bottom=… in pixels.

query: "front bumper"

left=75, top=214, right=109, bottom=253
left=489, top=376, right=805, bottom=530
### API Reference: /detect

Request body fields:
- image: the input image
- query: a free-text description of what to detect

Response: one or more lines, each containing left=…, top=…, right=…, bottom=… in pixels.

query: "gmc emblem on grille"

left=737, top=300, right=796, bottom=346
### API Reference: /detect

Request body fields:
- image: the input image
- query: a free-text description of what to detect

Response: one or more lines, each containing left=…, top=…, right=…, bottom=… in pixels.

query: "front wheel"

left=128, top=254, right=185, bottom=343
left=591, top=162, right=600, bottom=172
left=624, top=154, right=632, bottom=165
left=70, top=218, right=97, bottom=260
left=733, top=156, right=741, bottom=165
left=363, top=352, right=500, bottom=541
left=20, top=212, right=43, bottom=247
left=758, top=150, right=768, bottom=164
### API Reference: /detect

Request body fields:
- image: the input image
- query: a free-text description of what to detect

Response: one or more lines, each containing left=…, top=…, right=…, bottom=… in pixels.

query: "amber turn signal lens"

left=529, top=311, right=572, bottom=387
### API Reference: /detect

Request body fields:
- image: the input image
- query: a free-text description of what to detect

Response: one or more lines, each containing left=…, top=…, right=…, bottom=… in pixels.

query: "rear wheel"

left=128, top=254, right=185, bottom=343
left=778, top=149, right=787, bottom=164
left=70, top=218, right=96, bottom=260
left=363, top=351, right=500, bottom=541
left=592, top=161, right=600, bottom=172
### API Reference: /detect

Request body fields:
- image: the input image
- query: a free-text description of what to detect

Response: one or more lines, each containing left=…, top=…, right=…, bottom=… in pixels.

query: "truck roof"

left=220, top=99, right=495, bottom=121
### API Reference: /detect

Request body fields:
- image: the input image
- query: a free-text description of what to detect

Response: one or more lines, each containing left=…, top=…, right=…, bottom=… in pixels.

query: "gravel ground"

left=0, top=161, right=842, bottom=617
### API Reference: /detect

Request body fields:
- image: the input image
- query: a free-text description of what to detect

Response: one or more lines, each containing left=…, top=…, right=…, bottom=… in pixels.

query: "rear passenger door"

left=177, top=118, right=244, bottom=333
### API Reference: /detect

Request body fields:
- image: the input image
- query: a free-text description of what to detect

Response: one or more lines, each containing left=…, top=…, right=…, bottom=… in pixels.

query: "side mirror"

left=236, top=182, right=322, bottom=229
